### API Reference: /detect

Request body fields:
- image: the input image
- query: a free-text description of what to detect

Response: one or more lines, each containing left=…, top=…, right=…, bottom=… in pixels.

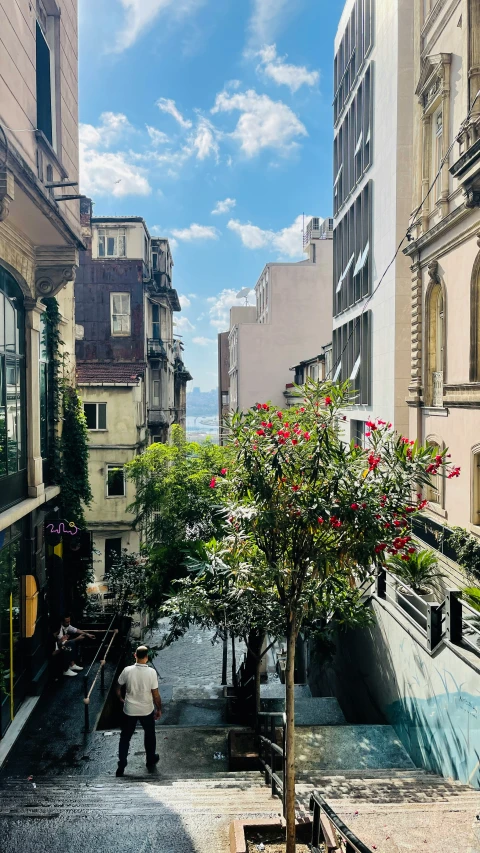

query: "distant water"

left=186, top=415, right=219, bottom=439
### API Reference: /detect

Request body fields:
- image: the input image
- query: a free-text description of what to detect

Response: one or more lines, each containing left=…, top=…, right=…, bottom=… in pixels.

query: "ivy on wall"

left=42, top=298, right=92, bottom=527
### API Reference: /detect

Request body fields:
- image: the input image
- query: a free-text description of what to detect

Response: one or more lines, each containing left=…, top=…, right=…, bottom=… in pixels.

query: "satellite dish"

left=236, top=287, right=251, bottom=305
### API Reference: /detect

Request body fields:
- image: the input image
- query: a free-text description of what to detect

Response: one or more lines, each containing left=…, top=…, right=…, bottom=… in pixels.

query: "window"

left=332, top=311, right=372, bottom=405
left=152, top=435, right=162, bottom=444
left=351, top=419, right=365, bottom=447
left=105, top=537, right=122, bottom=573
left=84, top=403, right=107, bottom=431
left=0, top=267, right=26, bottom=510
left=36, top=20, right=53, bottom=145
left=152, top=252, right=158, bottom=271
left=426, top=281, right=444, bottom=407
left=151, top=370, right=161, bottom=405
left=434, top=110, right=443, bottom=200
left=106, top=465, right=125, bottom=497
left=425, top=441, right=442, bottom=505
left=334, top=0, right=374, bottom=124
left=110, top=293, right=131, bottom=336
left=98, top=230, right=126, bottom=258
left=334, top=181, right=372, bottom=316
left=151, top=304, right=160, bottom=340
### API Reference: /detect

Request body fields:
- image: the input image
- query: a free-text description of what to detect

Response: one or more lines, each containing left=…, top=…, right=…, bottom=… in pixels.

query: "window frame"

left=110, top=292, right=131, bottom=337
left=98, top=229, right=127, bottom=259
left=83, top=402, right=107, bottom=431
left=106, top=464, right=126, bottom=498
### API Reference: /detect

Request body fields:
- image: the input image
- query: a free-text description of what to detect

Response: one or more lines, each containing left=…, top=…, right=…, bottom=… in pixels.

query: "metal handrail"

left=310, top=792, right=374, bottom=853
left=257, top=711, right=286, bottom=815
left=83, top=613, right=119, bottom=732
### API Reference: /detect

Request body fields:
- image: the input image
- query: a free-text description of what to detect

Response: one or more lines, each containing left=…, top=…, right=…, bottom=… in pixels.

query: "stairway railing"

left=310, top=792, right=374, bottom=853
left=82, top=612, right=119, bottom=732
left=257, top=710, right=286, bottom=815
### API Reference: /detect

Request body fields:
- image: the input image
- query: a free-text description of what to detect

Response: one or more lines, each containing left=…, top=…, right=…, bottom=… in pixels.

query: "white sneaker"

left=70, top=664, right=83, bottom=672
left=64, top=668, right=78, bottom=677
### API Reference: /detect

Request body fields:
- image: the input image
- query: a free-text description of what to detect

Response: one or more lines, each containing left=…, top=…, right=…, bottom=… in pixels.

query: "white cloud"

left=248, top=0, right=290, bottom=46
left=79, top=112, right=133, bottom=148
left=208, top=288, right=255, bottom=331
left=174, top=316, right=195, bottom=332
left=156, top=97, right=192, bottom=129
left=171, top=223, right=219, bottom=241
left=228, top=214, right=312, bottom=259
left=193, top=336, right=216, bottom=346
left=146, top=126, right=170, bottom=145
left=191, top=117, right=219, bottom=161
left=211, top=89, right=307, bottom=157
left=79, top=113, right=151, bottom=197
left=113, top=0, right=204, bottom=52
left=179, top=294, right=191, bottom=309
left=256, top=44, right=319, bottom=92
left=211, top=197, right=236, bottom=215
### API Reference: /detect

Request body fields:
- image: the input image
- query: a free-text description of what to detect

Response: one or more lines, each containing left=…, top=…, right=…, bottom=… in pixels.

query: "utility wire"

left=327, top=89, right=480, bottom=382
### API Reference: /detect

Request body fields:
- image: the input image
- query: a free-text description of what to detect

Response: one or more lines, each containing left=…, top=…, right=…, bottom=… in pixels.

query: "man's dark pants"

left=119, top=711, right=156, bottom=767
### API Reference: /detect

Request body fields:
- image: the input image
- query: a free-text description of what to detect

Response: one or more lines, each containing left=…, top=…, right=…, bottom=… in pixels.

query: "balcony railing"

left=147, top=338, right=167, bottom=360
left=303, top=217, right=333, bottom=247
left=432, top=371, right=443, bottom=407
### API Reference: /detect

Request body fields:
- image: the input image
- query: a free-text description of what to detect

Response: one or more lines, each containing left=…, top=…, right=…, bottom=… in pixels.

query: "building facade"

left=75, top=202, right=191, bottom=588
left=226, top=219, right=333, bottom=412
left=333, top=0, right=414, bottom=444
left=0, top=0, right=83, bottom=735
left=217, top=331, right=230, bottom=444
left=405, top=0, right=480, bottom=530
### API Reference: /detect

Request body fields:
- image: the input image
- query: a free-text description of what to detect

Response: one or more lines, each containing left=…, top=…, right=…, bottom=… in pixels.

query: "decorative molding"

left=34, top=246, right=78, bottom=298
left=416, top=53, right=451, bottom=110
left=0, top=168, right=14, bottom=223
left=427, top=259, right=440, bottom=284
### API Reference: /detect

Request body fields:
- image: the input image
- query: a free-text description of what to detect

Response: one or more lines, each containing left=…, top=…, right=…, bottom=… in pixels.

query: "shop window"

left=106, top=464, right=125, bottom=497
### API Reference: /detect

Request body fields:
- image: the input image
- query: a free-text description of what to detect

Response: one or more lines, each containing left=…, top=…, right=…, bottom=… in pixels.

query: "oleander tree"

left=125, top=424, right=229, bottom=600
left=216, top=379, right=459, bottom=853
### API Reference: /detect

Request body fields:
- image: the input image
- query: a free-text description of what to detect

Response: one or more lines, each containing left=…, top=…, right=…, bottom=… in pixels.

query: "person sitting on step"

left=53, top=614, right=95, bottom=678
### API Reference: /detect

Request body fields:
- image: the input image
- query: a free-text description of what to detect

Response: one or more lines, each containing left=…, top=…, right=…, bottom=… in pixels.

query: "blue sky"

left=78, top=0, right=344, bottom=391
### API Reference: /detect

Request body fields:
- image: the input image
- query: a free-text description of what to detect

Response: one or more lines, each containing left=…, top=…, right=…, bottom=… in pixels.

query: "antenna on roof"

left=236, top=287, right=251, bottom=306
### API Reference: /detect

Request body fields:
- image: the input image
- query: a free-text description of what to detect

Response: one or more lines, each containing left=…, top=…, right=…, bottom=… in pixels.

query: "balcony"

left=147, top=338, right=167, bottom=360
left=148, top=407, right=170, bottom=426
left=432, top=371, right=443, bottom=408
left=303, top=217, right=333, bottom=247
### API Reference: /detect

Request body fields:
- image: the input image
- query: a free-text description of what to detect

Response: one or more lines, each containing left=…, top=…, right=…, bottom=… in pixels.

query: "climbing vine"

left=42, top=298, right=92, bottom=527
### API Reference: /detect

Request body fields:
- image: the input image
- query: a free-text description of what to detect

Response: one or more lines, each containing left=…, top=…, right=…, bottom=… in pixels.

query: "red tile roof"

left=76, top=362, right=145, bottom=385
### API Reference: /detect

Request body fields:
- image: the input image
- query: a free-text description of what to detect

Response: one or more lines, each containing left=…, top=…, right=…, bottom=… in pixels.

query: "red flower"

left=365, top=432, right=371, bottom=437
left=256, top=429, right=265, bottom=436
left=209, top=477, right=216, bottom=489
left=435, top=454, right=443, bottom=465
left=447, top=466, right=461, bottom=479
left=330, top=516, right=342, bottom=528
left=304, top=431, right=311, bottom=441
left=362, top=502, right=367, bottom=509
left=221, top=468, right=227, bottom=476
left=377, top=419, right=386, bottom=426
left=342, top=415, right=347, bottom=421
left=292, top=439, right=298, bottom=445
left=266, top=422, right=273, bottom=429
left=375, top=543, right=387, bottom=552
left=300, top=407, right=306, bottom=413
left=317, top=517, right=324, bottom=524
left=368, top=453, right=381, bottom=471
left=256, top=404, right=262, bottom=410
left=262, top=403, right=269, bottom=411
left=408, top=547, right=416, bottom=554
left=366, top=420, right=377, bottom=430
left=292, top=485, right=300, bottom=492
left=350, top=503, right=359, bottom=510
left=324, top=396, right=332, bottom=406
left=276, top=411, right=283, bottom=419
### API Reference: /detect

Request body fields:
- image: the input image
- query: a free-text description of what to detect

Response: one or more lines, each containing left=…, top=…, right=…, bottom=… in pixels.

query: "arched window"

left=0, top=266, right=26, bottom=511
left=425, top=437, right=444, bottom=508
left=426, top=282, right=444, bottom=407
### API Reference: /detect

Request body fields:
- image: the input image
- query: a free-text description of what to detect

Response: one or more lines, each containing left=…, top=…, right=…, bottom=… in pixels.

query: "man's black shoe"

left=146, top=754, right=160, bottom=769
left=116, top=764, right=126, bottom=777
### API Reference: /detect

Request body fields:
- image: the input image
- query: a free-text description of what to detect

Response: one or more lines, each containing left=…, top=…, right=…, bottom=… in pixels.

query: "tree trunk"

left=285, top=613, right=297, bottom=853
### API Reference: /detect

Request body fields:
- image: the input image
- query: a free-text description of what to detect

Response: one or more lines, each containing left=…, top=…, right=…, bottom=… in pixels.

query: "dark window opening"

left=0, top=267, right=27, bottom=510
left=84, top=403, right=106, bottom=431
left=106, top=465, right=125, bottom=497
left=105, top=537, right=122, bottom=573
left=36, top=21, right=53, bottom=145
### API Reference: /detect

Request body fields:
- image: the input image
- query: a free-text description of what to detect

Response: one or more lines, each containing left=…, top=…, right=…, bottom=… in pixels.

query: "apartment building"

left=75, top=201, right=191, bottom=588
left=0, top=0, right=83, bottom=735
left=333, top=0, right=414, bottom=443
left=404, top=0, right=480, bottom=530
left=226, top=218, right=333, bottom=413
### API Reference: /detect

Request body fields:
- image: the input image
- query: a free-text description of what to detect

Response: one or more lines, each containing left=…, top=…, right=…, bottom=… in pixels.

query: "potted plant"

left=388, top=548, right=445, bottom=626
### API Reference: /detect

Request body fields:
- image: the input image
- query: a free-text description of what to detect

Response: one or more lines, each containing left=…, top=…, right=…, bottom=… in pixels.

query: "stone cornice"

left=404, top=203, right=472, bottom=257
left=35, top=245, right=79, bottom=298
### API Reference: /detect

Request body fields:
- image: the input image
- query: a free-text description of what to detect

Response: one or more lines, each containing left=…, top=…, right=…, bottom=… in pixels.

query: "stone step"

left=295, top=725, right=415, bottom=772
left=261, top=696, right=346, bottom=726
left=260, top=682, right=312, bottom=699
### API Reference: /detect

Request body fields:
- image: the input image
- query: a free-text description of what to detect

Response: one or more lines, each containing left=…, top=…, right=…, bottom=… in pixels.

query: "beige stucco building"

left=0, top=0, right=83, bottom=733
left=227, top=218, right=333, bottom=413
left=404, top=0, right=480, bottom=530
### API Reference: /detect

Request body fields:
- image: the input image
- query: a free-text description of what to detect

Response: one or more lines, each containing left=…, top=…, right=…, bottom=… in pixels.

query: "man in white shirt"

left=115, top=646, right=162, bottom=777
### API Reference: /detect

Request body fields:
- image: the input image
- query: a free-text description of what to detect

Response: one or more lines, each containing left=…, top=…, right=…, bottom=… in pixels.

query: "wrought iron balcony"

left=147, top=338, right=167, bottom=360
left=432, top=371, right=443, bottom=407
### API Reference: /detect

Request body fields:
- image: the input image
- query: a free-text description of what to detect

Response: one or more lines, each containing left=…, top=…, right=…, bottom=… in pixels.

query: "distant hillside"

left=186, top=387, right=218, bottom=417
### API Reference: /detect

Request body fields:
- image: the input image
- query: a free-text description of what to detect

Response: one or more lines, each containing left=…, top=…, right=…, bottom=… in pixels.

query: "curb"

left=229, top=816, right=312, bottom=853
